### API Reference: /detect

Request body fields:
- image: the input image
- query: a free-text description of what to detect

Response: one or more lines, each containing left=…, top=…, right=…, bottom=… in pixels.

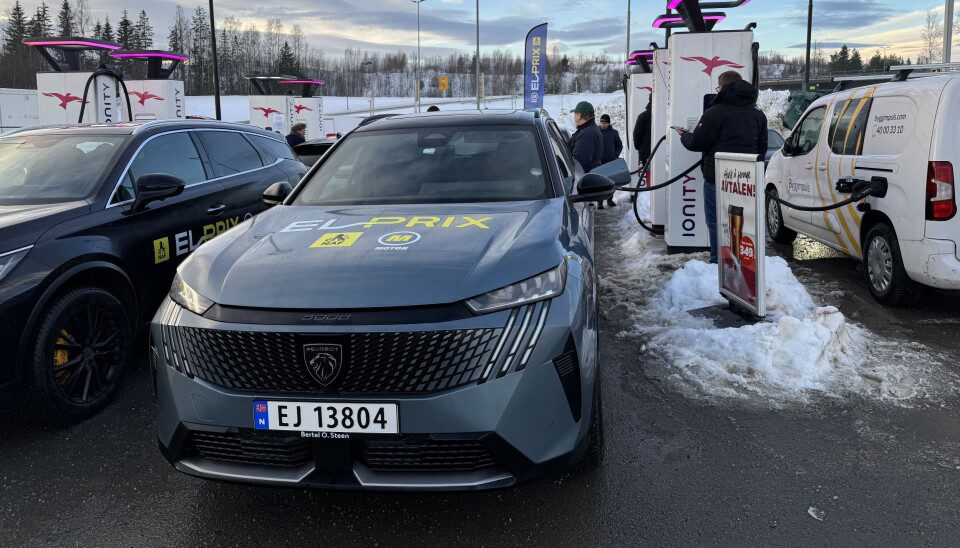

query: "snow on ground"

left=757, top=88, right=791, bottom=135
left=583, top=92, right=956, bottom=408
left=605, top=202, right=956, bottom=407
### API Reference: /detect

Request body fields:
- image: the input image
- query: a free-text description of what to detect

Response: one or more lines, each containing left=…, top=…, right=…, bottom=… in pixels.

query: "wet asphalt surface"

left=3, top=207, right=960, bottom=546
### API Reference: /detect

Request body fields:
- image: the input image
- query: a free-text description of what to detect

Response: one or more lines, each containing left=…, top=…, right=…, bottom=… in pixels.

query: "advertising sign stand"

left=715, top=152, right=766, bottom=318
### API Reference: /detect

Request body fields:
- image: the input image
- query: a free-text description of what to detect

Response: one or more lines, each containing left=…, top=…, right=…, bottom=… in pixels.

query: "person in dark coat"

left=676, top=71, right=768, bottom=263
left=286, top=122, right=307, bottom=147
left=597, top=113, right=623, bottom=207
left=634, top=96, right=652, bottom=165
left=599, top=113, right=623, bottom=163
left=568, top=101, right=603, bottom=174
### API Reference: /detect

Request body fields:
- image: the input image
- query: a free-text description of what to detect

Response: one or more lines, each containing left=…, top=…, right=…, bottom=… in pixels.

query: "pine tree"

left=277, top=40, right=298, bottom=75
left=3, top=1, right=29, bottom=53
left=116, top=10, right=133, bottom=49
left=56, top=0, right=73, bottom=36
left=92, top=19, right=101, bottom=40
left=28, top=3, right=53, bottom=37
left=134, top=10, right=152, bottom=50
left=849, top=49, right=863, bottom=72
left=189, top=5, right=210, bottom=94
left=102, top=16, right=113, bottom=42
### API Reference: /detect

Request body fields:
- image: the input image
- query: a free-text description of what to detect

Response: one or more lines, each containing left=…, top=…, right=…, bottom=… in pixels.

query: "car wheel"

left=766, top=188, right=797, bottom=244
left=863, top=223, right=922, bottom=306
left=30, top=287, right=133, bottom=422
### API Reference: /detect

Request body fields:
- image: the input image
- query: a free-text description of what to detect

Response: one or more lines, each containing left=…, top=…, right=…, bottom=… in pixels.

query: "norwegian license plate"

left=253, top=400, right=399, bottom=435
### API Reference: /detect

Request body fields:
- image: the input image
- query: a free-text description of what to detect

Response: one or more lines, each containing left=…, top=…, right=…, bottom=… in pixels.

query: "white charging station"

left=247, top=76, right=325, bottom=139
left=624, top=51, right=653, bottom=177
left=110, top=50, right=187, bottom=121
left=650, top=46, right=671, bottom=230
left=24, top=37, right=123, bottom=124
left=663, top=29, right=755, bottom=251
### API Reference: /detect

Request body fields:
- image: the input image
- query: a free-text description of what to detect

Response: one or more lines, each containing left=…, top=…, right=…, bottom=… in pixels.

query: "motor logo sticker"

left=377, top=232, right=422, bottom=247
left=310, top=232, right=363, bottom=248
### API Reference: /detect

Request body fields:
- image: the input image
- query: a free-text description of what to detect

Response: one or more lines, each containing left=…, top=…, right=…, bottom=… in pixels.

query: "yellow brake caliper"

left=54, top=329, right=73, bottom=381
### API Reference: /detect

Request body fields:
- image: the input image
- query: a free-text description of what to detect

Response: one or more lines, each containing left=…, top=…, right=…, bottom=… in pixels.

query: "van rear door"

left=924, top=77, right=960, bottom=248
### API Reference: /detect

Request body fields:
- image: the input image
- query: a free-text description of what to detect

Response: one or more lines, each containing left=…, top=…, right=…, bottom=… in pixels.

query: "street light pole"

left=476, top=0, right=481, bottom=110
left=945, top=0, right=954, bottom=63
left=412, top=0, right=426, bottom=113
left=803, top=0, right=813, bottom=91
left=208, top=0, right=222, bottom=120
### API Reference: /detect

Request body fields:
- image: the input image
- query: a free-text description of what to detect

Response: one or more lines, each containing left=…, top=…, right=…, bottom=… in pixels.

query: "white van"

left=765, top=65, right=960, bottom=305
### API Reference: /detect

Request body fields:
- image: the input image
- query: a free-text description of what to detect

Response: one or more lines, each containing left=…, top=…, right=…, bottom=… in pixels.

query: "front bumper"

left=152, top=286, right=597, bottom=490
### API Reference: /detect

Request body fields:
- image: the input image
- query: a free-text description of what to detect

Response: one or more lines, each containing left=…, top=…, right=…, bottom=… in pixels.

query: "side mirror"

left=782, top=140, right=795, bottom=156
left=571, top=173, right=616, bottom=204
left=130, top=173, right=185, bottom=213
left=262, top=181, right=292, bottom=205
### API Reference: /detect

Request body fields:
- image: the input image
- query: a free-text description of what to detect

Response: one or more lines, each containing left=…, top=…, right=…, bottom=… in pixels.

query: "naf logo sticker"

left=153, top=237, right=171, bottom=264
left=310, top=232, right=363, bottom=248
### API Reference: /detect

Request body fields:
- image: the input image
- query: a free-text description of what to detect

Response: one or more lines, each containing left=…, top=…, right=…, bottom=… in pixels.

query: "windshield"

left=0, top=134, right=126, bottom=203
left=292, top=126, right=553, bottom=205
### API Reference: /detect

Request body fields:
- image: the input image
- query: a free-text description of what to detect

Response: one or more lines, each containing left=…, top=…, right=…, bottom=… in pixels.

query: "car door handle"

left=206, top=204, right=226, bottom=215
left=818, top=163, right=828, bottom=171
left=803, top=163, right=814, bottom=170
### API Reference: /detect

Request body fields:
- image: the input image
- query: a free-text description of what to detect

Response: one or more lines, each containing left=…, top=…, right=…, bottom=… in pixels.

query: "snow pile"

left=757, top=88, right=790, bottom=135
left=604, top=204, right=953, bottom=406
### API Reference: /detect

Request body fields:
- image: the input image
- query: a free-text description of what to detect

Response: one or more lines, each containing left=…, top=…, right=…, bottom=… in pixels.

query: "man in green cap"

left=568, top=101, right=603, bottom=174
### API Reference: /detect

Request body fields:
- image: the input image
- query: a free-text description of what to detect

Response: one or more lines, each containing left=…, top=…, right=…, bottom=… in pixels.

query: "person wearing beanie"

left=598, top=113, right=623, bottom=207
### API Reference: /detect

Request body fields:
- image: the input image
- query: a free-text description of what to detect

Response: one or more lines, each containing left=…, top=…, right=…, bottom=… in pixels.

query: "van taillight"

left=926, top=161, right=956, bottom=221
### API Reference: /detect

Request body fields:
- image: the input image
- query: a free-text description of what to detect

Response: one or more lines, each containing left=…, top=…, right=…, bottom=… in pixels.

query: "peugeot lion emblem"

left=303, top=343, right=342, bottom=386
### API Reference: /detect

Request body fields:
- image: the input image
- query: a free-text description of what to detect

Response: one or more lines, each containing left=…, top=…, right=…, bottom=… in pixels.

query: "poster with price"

left=715, top=152, right=766, bottom=318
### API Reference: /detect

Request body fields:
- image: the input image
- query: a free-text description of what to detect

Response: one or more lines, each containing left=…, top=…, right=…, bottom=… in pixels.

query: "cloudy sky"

left=2, top=0, right=953, bottom=59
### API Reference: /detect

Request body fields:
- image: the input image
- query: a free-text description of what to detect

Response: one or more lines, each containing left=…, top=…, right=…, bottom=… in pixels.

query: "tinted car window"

left=828, top=98, right=872, bottom=155
left=250, top=134, right=296, bottom=164
left=0, top=135, right=125, bottom=203
left=199, top=131, right=264, bottom=175
left=128, top=132, right=207, bottom=189
left=293, top=126, right=552, bottom=205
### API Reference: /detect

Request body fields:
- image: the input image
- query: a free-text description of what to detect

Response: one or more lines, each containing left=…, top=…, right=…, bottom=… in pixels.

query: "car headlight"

left=466, top=261, right=567, bottom=314
left=170, top=272, right=214, bottom=315
left=0, top=246, right=32, bottom=284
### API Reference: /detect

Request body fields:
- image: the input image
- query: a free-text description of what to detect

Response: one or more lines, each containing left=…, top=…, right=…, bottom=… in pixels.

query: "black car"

left=765, top=128, right=785, bottom=166
left=0, top=120, right=306, bottom=420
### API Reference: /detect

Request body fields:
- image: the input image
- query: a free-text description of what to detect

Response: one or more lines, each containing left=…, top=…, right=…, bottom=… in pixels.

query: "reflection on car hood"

left=182, top=200, right=569, bottom=309
left=0, top=201, right=90, bottom=251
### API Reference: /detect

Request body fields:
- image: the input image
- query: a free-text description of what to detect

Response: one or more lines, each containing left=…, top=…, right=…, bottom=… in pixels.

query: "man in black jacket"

left=634, top=96, right=652, bottom=166
left=598, top=114, right=623, bottom=207
left=677, top=71, right=768, bottom=263
left=568, top=101, right=603, bottom=174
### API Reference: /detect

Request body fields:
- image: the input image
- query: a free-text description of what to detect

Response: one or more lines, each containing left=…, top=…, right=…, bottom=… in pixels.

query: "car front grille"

left=157, top=302, right=550, bottom=395
left=358, top=438, right=499, bottom=473
left=188, top=431, right=312, bottom=468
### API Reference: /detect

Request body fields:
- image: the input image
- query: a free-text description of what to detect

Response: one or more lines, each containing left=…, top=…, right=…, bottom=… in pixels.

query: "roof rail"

left=131, top=118, right=236, bottom=134
left=888, top=62, right=960, bottom=81
left=357, top=113, right=398, bottom=128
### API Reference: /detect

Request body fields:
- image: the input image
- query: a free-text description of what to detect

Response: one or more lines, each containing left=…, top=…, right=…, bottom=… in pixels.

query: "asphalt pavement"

left=3, top=207, right=960, bottom=546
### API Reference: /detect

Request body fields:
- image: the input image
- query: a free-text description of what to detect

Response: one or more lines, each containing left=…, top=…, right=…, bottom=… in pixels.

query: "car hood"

left=182, top=200, right=569, bottom=309
left=0, top=201, right=90, bottom=251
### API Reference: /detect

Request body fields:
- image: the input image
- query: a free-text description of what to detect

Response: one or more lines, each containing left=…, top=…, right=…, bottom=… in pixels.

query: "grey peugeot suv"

left=151, top=109, right=620, bottom=490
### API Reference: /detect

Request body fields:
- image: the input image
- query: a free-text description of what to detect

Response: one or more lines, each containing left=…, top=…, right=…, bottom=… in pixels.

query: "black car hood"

left=0, top=201, right=90, bottom=252
left=181, top=200, right=568, bottom=309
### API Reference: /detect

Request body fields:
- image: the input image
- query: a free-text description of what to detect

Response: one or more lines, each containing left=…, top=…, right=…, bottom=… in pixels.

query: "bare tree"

left=920, top=9, right=944, bottom=63
left=72, top=0, right=90, bottom=35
